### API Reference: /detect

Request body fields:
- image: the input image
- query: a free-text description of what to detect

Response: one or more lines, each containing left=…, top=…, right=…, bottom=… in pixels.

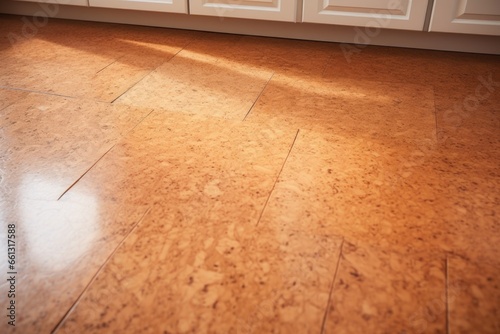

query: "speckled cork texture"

left=115, top=34, right=275, bottom=119
left=322, top=45, right=500, bottom=87
left=448, top=256, right=500, bottom=333
left=0, top=13, right=498, bottom=334
left=204, top=35, right=335, bottom=77
left=1, top=106, right=299, bottom=333
left=0, top=91, right=151, bottom=201
left=246, top=74, right=437, bottom=142
left=56, top=205, right=343, bottom=334
left=0, top=16, right=195, bottom=101
left=0, top=198, right=149, bottom=334
left=0, top=88, right=28, bottom=111
left=324, top=242, right=447, bottom=334
left=256, top=126, right=500, bottom=268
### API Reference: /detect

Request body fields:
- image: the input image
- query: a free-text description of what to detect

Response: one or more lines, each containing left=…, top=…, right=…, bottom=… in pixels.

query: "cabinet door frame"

left=429, top=0, right=500, bottom=36
left=189, top=0, right=298, bottom=22
left=302, top=0, right=430, bottom=31
left=89, top=0, right=188, bottom=13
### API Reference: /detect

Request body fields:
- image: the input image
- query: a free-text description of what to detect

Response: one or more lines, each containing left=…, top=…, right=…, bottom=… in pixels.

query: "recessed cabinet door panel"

left=189, top=0, right=298, bottom=22
left=430, top=0, right=500, bottom=35
left=13, top=0, right=89, bottom=6
left=89, top=0, right=188, bottom=13
left=303, top=0, right=430, bottom=31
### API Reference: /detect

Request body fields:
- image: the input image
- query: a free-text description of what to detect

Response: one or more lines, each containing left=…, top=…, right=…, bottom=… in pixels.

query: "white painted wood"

left=303, top=0, right=430, bottom=31
left=89, top=0, right=187, bottom=13
left=189, top=0, right=298, bottom=22
left=430, top=0, right=500, bottom=35
left=13, top=0, right=89, bottom=6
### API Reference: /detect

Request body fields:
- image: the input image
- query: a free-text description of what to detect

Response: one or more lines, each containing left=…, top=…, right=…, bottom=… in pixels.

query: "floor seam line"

left=255, top=128, right=300, bottom=227
left=57, top=143, right=117, bottom=201
left=95, top=55, right=124, bottom=75
left=0, top=86, right=79, bottom=100
left=110, top=39, right=193, bottom=104
left=243, top=72, right=274, bottom=121
left=110, top=68, right=156, bottom=104
left=50, top=207, right=152, bottom=334
left=128, top=108, right=155, bottom=133
left=320, top=238, right=345, bottom=334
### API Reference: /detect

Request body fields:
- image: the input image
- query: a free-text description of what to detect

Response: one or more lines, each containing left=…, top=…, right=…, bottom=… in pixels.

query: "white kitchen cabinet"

left=429, top=0, right=500, bottom=36
left=189, top=0, right=297, bottom=22
left=89, top=0, right=187, bottom=13
left=303, top=0, right=430, bottom=31
left=13, top=0, right=88, bottom=6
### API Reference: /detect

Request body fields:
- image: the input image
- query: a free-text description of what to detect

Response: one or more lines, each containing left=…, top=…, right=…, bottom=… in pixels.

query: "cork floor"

left=0, top=14, right=499, bottom=334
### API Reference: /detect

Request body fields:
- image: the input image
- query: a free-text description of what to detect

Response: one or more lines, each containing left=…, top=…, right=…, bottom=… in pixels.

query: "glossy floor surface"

left=0, top=14, right=499, bottom=334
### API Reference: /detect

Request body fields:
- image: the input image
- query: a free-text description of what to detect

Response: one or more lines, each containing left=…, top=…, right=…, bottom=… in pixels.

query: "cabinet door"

left=13, top=0, right=89, bottom=5
left=303, top=0, right=429, bottom=31
left=189, top=0, right=297, bottom=22
left=89, top=0, right=187, bottom=13
left=429, top=0, right=500, bottom=36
